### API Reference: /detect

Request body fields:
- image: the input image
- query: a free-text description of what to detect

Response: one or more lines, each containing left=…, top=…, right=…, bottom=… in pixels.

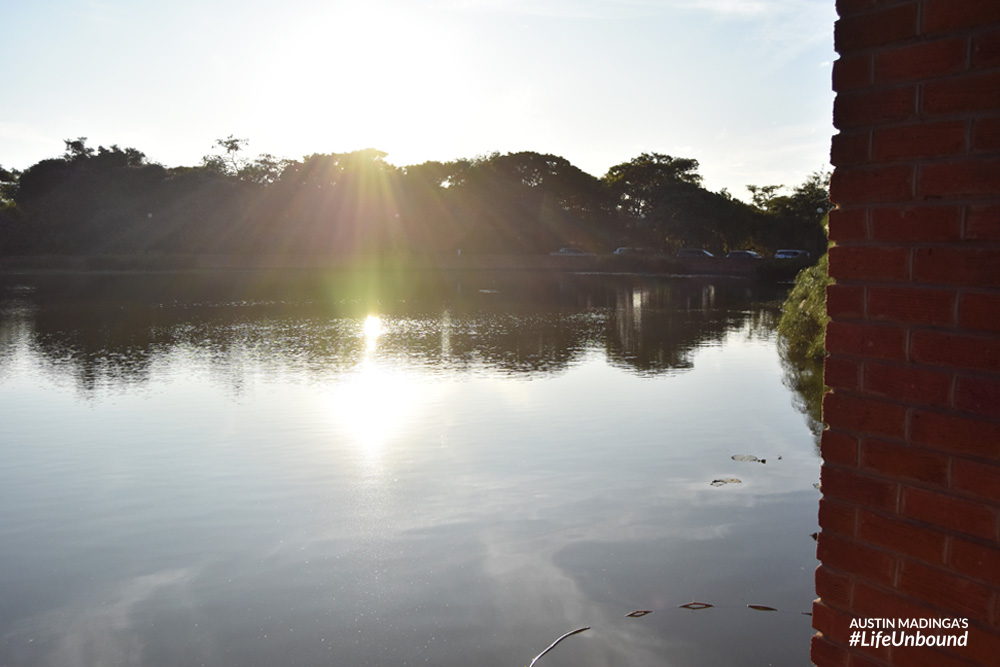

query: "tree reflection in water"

left=0, top=271, right=800, bottom=394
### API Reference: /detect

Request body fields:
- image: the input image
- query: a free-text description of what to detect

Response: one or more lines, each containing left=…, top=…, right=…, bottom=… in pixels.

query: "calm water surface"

left=0, top=271, right=821, bottom=666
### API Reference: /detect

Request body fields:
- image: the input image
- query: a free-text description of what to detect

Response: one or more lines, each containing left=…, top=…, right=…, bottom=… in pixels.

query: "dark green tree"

left=0, top=165, right=19, bottom=206
left=202, top=135, right=248, bottom=176
left=63, top=137, right=95, bottom=161
left=602, top=152, right=760, bottom=252
left=746, top=184, right=784, bottom=212
left=604, top=152, right=703, bottom=220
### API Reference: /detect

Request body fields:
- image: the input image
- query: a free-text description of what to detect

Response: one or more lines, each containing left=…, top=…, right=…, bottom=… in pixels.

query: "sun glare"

left=257, top=2, right=479, bottom=162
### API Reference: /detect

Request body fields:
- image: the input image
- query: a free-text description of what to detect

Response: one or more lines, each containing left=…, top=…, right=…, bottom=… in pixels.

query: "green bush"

left=778, top=252, right=831, bottom=363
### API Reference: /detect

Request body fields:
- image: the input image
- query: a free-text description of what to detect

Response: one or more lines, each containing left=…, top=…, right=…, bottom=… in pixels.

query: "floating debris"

left=678, top=601, right=714, bottom=610
left=710, top=478, right=742, bottom=487
left=528, top=627, right=590, bottom=667
left=625, top=610, right=653, bottom=618
left=813, top=482, right=821, bottom=490
left=731, top=454, right=765, bottom=464
left=748, top=604, right=778, bottom=612
left=810, top=532, right=819, bottom=541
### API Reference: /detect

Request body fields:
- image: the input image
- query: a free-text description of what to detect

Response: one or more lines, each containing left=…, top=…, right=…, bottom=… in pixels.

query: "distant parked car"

left=550, top=247, right=595, bottom=256
left=774, top=249, right=810, bottom=259
left=676, top=248, right=715, bottom=258
left=726, top=250, right=762, bottom=259
left=614, top=247, right=655, bottom=255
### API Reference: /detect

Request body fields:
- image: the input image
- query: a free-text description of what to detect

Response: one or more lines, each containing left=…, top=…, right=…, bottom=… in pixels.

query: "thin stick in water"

left=527, top=627, right=590, bottom=667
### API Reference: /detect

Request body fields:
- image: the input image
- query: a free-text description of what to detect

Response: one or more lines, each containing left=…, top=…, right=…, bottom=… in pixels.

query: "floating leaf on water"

left=527, top=627, right=590, bottom=667
left=731, top=454, right=760, bottom=463
left=747, top=604, right=778, bottom=612
left=626, top=610, right=653, bottom=618
left=710, top=478, right=742, bottom=487
left=678, top=601, right=714, bottom=610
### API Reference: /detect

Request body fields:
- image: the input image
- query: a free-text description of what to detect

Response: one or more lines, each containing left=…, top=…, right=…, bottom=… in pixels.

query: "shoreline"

left=0, top=253, right=811, bottom=280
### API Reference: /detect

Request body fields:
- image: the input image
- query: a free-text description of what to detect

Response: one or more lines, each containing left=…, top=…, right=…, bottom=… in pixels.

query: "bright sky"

left=2, top=0, right=836, bottom=201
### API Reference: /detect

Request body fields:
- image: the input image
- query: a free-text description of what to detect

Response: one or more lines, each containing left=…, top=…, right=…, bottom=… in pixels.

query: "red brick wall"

left=814, top=1, right=1000, bottom=665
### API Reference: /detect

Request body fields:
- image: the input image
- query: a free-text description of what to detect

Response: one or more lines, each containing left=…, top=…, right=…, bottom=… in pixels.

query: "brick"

left=923, top=0, right=1000, bottom=33
left=965, top=204, right=1000, bottom=240
left=871, top=206, right=962, bottom=242
left=919, top=159, right=1000, bottom=199
left=812, top=602, right=858, bottom=652
left=822, top=429, right=861, bottom=467
left=834, top=87, right=917, bottom=129
left=972, top=27, right=1000, bottom=69
left=821, top=464, right=900, bottom=513
left=909, top=410, right=1000, bottom=458
left=903, top=486, right=998, bottom=540
left=833, top=53, right=872, bottom=92
left=831, top=165, right=914, bottom=206
left=818, top=531, right=897, bottom=585
left=911, top=330, right=1000, bottom=373
left=875, top=38, right=967, bottom=82
left=867, top=286, right=955, bottom=326
left=955, top=376, right=1000, bottom=418
left=826, top=321, right=907, bottom=361
left=950, top=537, right=1000, bottom=586
left=861, top=438, right=950, bottom=487
left=958, top=291, right=1000, bottom=333
left=952, top=458, right=1000, bottom=505
left=858, top=509, right=947, bottom=563
left=913, top=247, right=1000, bottom=287
left=816, top=565, right=854, bottom=607
left=819, top=495, right=859, bottom=536
left=873, top=122, right=966, bottom=162
left=826, top=356, right=863, bottom=391
left=923, top=71, right=1000, bottom=115
left=899, top=561, right=994, bottom=618
left=835, top=4, right=919, bottom=52
left=973, top=117, right=1000, bottom=153
left=828, top=245, right=909, bottom=282
left=811, top=633, right=850, bottom=666
left=849, top=653, right=887, bottom=667
left=835, top=0, right=875, bottom=17
left=957, top=626, right=1000, bottom=667
left=853, top=582, right=943, bottom=628
left=863, top=361, right=952, bottom=407
left=831, top=130, right=872, bottom=166
left=827, top=283, right=866, bottom=319
left=828, top=207, right=868, bottom=242
left=826, top=392, right=907, bottom=439
left=891, top=642, right=988, bottom=667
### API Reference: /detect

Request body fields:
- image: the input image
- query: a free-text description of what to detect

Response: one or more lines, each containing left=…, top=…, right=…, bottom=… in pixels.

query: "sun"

left=252, top=2, right=481, bottom=165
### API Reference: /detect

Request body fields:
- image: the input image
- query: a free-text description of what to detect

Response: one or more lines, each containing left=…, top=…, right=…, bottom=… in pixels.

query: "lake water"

left=0, top=271, right=821, bottom=667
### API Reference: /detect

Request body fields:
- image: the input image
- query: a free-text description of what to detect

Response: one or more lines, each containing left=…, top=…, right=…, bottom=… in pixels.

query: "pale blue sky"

left=2, top=0, right=836, bottom=201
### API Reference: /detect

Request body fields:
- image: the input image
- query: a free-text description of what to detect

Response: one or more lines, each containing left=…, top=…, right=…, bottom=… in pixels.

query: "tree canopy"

left=0, top=138, right=830, bottom=261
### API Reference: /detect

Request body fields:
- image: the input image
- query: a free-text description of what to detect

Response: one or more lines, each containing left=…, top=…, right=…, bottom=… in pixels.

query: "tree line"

left=0, top=137, right=830, bottom=260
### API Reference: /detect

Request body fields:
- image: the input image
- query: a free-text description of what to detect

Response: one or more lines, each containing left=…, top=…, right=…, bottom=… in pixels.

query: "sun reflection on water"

left=363, top=314, right=382, bottom=353
left=326, top=314, right=436, bottom=469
